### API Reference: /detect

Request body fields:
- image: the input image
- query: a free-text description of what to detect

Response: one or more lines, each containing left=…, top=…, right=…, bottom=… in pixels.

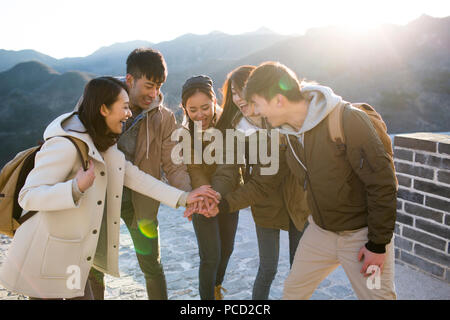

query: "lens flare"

left=134, top=244, right=153, bottom=256
left=137, top=219, right=158, bottom=239
left=279, top=75, right=293, bottom=91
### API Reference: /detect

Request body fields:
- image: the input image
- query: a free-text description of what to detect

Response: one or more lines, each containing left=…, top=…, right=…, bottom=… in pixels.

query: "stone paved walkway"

left=101, top=206, right=359, bottom=300
left=1, top=206, right=449, bottom=300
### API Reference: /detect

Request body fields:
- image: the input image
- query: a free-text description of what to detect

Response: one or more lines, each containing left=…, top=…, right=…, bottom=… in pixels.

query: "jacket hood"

left=141, top=93, right=163, bottom=160
left=43, top=112, right=104, bottom=163
left=279, top=85, right=342, bottom=136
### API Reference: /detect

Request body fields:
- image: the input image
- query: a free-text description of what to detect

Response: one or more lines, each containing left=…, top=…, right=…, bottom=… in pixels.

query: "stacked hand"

left=184, top=185, right=221, bottom=220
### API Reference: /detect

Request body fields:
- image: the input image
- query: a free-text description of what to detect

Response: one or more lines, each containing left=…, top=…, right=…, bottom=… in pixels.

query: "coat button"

left=113, top=245, right=117, bottom=248
left=118, top=167, right=122, bottom=171
left=114, top=221, right=118, bottom=225
left=87, top=256, right=92, bottom=261
left=92, top=229, right=98, bottom=234
left=97, top=200, right=102, bottom=205
left=100, top=171, right=105, bottom=176
left=115, top=195, right=119, bottom=198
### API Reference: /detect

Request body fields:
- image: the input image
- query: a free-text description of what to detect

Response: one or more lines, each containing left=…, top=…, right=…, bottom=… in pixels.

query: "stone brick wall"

left=393, top=132, right=450, bottom=282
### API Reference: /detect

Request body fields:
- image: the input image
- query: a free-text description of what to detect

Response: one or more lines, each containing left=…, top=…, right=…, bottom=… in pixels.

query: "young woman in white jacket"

left=0, top=77, right=218, bottom=299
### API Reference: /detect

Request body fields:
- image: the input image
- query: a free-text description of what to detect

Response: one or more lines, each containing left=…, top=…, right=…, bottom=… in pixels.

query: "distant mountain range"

left=0, top=49, right=57, bottom=73
left=0, top=16, right=449, bottom=166
left=0, top=61, right=93, bottom=165
left=0, top=28, right=289, bottom=76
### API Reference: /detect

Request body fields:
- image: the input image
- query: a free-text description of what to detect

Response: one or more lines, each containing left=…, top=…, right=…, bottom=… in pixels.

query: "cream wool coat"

left=0, top=113, right=185, bottom=299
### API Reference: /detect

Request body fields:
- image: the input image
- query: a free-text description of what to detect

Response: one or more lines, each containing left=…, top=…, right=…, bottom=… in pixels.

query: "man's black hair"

left=126, top=48, right=167, bottom=83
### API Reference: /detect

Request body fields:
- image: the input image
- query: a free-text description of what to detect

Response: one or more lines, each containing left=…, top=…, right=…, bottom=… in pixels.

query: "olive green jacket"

left=214, top=132, right=308, bottom=232
left=211, top=112, right=305, bottom=231
left=222, top=84, right=397, bottom=252
left=282, top=104, right=397, bottom=251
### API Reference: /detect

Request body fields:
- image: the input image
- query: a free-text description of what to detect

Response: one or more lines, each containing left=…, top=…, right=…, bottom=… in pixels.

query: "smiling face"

left=250, top=94, right=284, bottom=128
left=185, top=90, right=215, bottom=130
left=231, top=81, right=254, bottom=117
left=101, top=89, right=132, bottom=134
left=126, top=74, right=162, bottom=110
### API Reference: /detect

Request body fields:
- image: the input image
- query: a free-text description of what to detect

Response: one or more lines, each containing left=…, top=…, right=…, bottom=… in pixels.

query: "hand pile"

left=185, top=185, right=221, bottom=221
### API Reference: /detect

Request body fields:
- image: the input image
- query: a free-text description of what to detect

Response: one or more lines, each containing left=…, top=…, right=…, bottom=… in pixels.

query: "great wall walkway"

left=1, top=206, right=449, bottom=300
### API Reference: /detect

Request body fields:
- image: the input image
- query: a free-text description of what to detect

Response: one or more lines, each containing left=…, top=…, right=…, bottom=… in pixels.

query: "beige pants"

left=283, top=216, right=396, bottom=300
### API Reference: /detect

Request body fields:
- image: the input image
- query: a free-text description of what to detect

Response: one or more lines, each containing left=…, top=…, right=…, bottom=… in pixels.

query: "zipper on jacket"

left=360, top=149, right=374, bottom=172
left=305, top=172, right=327, bottom=229
left=286, top=133, right=327, bottom=229
left=301, top=136, right=327, bottom=228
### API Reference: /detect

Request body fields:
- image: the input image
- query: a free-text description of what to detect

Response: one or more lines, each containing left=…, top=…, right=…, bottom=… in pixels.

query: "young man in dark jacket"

left=243, top=61, right=397, bottom=300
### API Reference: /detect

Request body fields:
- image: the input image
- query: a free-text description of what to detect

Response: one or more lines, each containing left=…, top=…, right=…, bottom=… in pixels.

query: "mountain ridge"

left=0, top=15, right=448, bottom=167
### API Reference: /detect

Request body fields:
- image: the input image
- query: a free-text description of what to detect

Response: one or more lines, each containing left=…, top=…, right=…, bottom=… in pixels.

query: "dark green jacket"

left=283, top=105, right=397, bottom=252
left=212, top=118, right=307, bottom=231
left=215, top=133, right=309, bottom=232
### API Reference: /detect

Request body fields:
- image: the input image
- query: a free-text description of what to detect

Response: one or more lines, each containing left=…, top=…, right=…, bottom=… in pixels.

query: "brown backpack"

left=327, top=102, right=397, bottom=186
left=0, top=136, right=88, bottom=237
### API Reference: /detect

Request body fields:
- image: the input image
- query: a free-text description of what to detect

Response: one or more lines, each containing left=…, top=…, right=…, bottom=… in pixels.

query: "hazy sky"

left=1, top=0, right=449, bottom=59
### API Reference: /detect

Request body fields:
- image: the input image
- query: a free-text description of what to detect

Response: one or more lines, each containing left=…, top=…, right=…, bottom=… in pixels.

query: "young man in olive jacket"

left=243, top=61, right=398, bottom=300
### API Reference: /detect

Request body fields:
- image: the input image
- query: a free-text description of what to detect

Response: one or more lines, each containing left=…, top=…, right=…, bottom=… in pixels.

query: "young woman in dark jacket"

left=180, top=75, right=239, bottom=300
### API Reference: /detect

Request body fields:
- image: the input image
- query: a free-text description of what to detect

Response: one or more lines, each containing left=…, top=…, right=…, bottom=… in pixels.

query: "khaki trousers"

left=283, top=216, right=396, bottom=300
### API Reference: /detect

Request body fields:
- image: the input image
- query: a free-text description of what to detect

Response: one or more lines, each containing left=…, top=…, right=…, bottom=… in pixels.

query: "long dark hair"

left=77, top=77, right=129, bottom=152
left=215, top=65, right=256, bottom=133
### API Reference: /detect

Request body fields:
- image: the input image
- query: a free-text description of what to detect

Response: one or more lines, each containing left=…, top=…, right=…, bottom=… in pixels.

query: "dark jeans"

left=192, top=210, right=239, bottom=300
left=252, top=219, right=305, bottom=300
left=88, top=189, right=168, bottom=300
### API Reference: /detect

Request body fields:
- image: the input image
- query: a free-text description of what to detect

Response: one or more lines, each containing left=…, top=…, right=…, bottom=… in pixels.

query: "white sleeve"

left=123, top=160, right=185, bottom=208
left=18, top=137, right=80, bottom=212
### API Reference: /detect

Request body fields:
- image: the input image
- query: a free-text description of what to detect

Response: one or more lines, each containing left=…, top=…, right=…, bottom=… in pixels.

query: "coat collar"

left=43, top=112, right=105, bottom=164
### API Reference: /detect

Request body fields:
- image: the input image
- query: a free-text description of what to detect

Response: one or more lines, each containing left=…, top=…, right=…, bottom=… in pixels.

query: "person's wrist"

left=177, top=192, right=189, bottom=208
left=73, top=178, right=84, bottom=194
left=365, top=241, right=386, bottom=254
left=72, top=178, right=84, bottom=204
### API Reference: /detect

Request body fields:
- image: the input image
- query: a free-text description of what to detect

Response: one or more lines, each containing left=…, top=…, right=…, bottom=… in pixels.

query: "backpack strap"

left=17, top=210, right=37, bottom=225
left=61, top=136, right=89, bottom=171
left=327, top=102, right=347, bottom=151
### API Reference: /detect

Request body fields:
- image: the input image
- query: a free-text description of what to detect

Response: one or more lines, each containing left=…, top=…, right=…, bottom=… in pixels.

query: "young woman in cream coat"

left=0, top=77, right=217, bottom=299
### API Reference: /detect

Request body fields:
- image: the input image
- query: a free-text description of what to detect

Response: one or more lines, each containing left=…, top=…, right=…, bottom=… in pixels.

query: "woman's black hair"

left=77, top=76, right=129, bottom=152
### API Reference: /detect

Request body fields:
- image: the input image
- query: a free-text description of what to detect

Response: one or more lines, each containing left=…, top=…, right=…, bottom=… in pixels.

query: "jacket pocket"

left=40, top=236, right=82, bottom=279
